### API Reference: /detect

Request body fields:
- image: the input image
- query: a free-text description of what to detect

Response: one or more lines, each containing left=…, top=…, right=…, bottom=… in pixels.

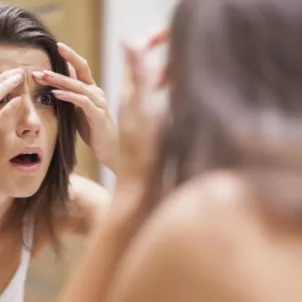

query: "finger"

left=0, top=74, right=23, bottom=100
left=33, top=70, right=104, bottom=108
left=32, top=72, right=57, bottom=88
left=68, top=62, right=77, bottom=80
left=52, top=90, right=99, bottom=120
left=145, top=27, right=170, bottom=50
left=119, top=43, right=134, bottom=108
left=57, top=42, right=95, bottom=85
left=33, top=70, right=88, bottom=95
left=0, top=68, right=24, bottom=83
left=0, top=96, right=22, bottom=118
left=126, top=44, right=149, bottom=98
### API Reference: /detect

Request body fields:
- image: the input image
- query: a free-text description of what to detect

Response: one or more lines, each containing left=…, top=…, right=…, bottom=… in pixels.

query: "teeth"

left=22, top=152, right=37, bottom=155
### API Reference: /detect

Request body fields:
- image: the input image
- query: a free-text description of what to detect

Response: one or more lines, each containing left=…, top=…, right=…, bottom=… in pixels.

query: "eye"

left=0, top=95, right=10, bottom=105
left=36, top=93, right=54, bottom=106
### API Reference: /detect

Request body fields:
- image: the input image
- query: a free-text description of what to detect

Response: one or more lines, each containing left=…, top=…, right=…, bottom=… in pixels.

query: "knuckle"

left=83, top=95, right=91, bottom=103
left=79, top=81, right=88, bottom=91
left=96, top=87, right=105, bottom=96
left=78, top=94, right=91, bottom=107
left=81, top=58, right=89, bottom=69
left=99, top=96, right=107, bottom=105
left=91, top=86, right=104, bottom=97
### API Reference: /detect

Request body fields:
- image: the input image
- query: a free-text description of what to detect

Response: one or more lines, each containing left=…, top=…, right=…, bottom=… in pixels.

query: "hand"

left=118, top=29, right=169, bottom=183
left=0, top=68, right=24, bottom=118
left=145, top=27, right=170, bottom=88
left=32, top=45, right=118, bottom=172
left=57, top=29, right=169, bottom=302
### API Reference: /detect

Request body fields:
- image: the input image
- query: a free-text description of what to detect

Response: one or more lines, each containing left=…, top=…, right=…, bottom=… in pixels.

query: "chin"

left=13, top=188, right=40, bottom=199
left=11, top=180, right=44, bottom=199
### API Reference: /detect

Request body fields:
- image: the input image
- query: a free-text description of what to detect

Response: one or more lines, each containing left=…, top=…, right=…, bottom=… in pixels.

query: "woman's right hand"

left=0, top=68, right=24, bottom=118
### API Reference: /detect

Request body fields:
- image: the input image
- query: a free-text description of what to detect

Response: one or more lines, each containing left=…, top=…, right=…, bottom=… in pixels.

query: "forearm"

left=97, top=127, right=120, bottom=175
left=59, top=178, right=149, bottom=302
left=98, top=148, right=119, bottom=175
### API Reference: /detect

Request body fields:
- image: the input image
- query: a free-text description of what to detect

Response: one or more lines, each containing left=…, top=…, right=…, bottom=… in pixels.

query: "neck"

left=0, top=195, right=14, bottom=227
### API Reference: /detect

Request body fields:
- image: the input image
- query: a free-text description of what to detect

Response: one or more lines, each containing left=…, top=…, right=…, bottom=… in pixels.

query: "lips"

left=10, top=147, right=43, bottom=172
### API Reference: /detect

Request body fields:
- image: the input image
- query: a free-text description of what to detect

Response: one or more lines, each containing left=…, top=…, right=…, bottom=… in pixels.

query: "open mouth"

left=10, top=152, right=41, bottom=166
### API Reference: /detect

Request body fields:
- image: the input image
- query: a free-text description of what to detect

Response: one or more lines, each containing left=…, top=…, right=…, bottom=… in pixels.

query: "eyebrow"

left=34, top=84, right=53, bottom=94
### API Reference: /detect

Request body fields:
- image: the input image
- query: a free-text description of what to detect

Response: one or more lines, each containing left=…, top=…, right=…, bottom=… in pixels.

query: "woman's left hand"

left=117, top=28, right=169, bottom=183
left=33, top=43, right=118, bottom=173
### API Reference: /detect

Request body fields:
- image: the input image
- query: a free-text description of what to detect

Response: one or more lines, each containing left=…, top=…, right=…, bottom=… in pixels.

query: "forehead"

left=0, top=45, right=51, bottom=73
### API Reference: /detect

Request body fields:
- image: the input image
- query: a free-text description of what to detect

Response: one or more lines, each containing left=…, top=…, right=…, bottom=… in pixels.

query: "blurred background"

left=2, top=0, right=176, bottom=300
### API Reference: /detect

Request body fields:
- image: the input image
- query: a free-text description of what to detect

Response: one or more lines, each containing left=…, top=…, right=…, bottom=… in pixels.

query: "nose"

left=16, top=96, right=41, bottom=138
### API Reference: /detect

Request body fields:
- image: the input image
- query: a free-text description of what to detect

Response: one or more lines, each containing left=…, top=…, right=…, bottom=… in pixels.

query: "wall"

left=100, top=0, right=179, bottom=191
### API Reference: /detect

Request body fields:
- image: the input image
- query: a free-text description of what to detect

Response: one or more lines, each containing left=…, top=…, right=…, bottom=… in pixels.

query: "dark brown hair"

left=157, top=0, right=302, bottom=219
left=0, top=4, right=77, bottom=249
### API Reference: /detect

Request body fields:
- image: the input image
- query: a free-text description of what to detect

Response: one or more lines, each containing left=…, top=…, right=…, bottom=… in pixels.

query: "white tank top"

left=0, top=217, right=34, bottom=302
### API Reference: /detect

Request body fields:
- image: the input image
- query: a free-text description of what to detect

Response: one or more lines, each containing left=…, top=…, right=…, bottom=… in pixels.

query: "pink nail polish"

left=43, top=70, right=56, bottom=77
left=57, top=42, right=69, bottom=52
left=32, top=71, right=44, bottom=79
left=52, top=90, right=64, bottom=95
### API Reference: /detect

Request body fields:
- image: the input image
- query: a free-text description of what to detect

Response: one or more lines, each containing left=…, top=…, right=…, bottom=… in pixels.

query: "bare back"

left=108, top=172, right=302, bottom=302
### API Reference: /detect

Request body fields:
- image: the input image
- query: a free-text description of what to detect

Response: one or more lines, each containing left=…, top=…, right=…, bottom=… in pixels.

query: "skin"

left=106, top=33, right=302, bottom=302
left=33, top=42, right=118, bottom=173
left=108, top=173, right=302, bottom=302
left=59, top=30, right=169, bottom=302
left=0, top=46, right=57, bottom=199
left=0, top=45, right=111, bottom=294
left=60, top=28, right=302, bottom=302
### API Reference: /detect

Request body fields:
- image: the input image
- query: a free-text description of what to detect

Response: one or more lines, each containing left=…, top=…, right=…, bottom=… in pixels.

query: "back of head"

left=152, top=0, right=302, bottom=221
left=168, top=0, right=302, bottom=182
left=0, top=4, right=77, bottom=250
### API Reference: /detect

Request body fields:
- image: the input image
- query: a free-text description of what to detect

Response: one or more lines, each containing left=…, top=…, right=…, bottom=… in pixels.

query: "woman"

left=0, top=4, right=118, bottom=302
left=61, top=0, right=302, bottom=301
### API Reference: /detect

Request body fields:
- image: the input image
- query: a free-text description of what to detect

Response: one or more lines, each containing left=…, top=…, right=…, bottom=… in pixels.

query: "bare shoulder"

left=62, top=173, right=111, bottom=236
left=140, top=171, right=255, bottom=238
left=109, top=172, right=257, bottom=302
left=69, top=173, right=111, bottom=212
left=31, top=174, right=111, bottom=257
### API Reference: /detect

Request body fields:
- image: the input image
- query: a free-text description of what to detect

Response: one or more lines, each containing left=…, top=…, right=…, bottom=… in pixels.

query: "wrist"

left=98, top=152, right=118, bottom=175
left=108, top=177, right=149, bottom=217
left=97, top=132, right=119, bottom=174
left=116, top=176, right=149, bottom=196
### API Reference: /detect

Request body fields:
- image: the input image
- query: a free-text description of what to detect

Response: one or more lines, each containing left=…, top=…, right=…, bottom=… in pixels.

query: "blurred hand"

left=117, top=28, right=169, bottom=183
left=145, top=27, right=170, bottom=88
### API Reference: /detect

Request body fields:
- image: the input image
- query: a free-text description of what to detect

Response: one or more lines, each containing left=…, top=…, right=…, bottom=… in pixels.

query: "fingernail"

left=57, top=42, right=70, bottom=52
left=11, top=74, right=22, bottom=84
left=43, top=70, right=56, bottom=78
left=32, top=71, right=44, bottom=79
left=14, top=68, right=24, bottom=74
left=52, top=90, right=65, bottom=95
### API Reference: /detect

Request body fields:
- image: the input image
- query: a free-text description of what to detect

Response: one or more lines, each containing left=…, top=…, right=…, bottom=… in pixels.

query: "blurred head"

left=166, top=0, right=302, bottom=185
left=0, top=4, right=76, bottom=245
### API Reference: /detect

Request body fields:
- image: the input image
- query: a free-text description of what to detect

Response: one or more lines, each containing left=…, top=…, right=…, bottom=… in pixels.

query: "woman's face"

left=0, top=45, right=58, bottom=199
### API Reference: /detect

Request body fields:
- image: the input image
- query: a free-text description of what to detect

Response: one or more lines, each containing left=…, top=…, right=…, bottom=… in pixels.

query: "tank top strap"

left=0, top=214, right=34, bottom=302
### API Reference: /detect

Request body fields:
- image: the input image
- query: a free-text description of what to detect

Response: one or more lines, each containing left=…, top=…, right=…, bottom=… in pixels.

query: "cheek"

left=0, top=116, right=18, bottom=159
left=40, top=110, right=59, bottom=149
left=0, top=129, right=9, bottom=157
